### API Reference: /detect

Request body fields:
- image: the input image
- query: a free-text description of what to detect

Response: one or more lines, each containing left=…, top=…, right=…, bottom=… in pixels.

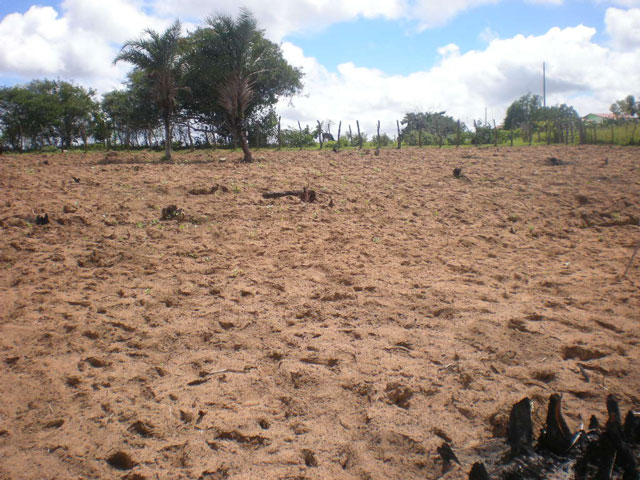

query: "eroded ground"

left=0, top=145, right=639, bottom=479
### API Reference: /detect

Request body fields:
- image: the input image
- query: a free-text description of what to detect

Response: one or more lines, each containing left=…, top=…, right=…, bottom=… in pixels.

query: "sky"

left=0, top=0, right=639, bottom=135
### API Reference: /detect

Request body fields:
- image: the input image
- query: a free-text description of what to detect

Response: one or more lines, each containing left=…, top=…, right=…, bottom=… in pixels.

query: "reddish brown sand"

left=0, top=145, right=639, bottom=480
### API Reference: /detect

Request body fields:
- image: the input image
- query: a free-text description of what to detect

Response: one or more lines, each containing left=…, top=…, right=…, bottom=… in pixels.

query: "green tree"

left=610, top=95, right=638, bottom=118
left=504, top=93, right=543, bottom=141
left=184, top=9, right=302, bottom=161
left=54, top=81, right=98, bottom=149
left=610, top=95, right=639, bottom=144
left=281, top=125, right=315, bottom=148
left=0, top=80, right=97, bottom=151
left=115, top=20, right=185, bottom=160
left=0, top=86, right=35, bottom=150
left=401, top=112, right=429, bottom=146
left=401, top=111, right=460, bottom=146
left=102, top=71, right=162, bottom=149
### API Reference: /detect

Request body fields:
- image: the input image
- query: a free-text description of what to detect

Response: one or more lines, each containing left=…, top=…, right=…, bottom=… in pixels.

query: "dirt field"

left=0, top=145, right=639, bottom=480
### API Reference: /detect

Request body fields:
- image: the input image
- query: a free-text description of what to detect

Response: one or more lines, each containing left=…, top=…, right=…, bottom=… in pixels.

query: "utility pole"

left=543, top=61, right=547, bottom=107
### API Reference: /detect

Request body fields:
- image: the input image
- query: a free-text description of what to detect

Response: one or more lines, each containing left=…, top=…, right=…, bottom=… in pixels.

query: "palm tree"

left=216, top=73, right=254, bottom=162
left=206, top=10, right=267, bottom=162
left=115, top=20, right=183, bottom=161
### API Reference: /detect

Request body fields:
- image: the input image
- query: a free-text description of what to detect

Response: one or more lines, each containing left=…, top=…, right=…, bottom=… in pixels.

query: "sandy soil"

left=0, top=145, right=639, bottom=480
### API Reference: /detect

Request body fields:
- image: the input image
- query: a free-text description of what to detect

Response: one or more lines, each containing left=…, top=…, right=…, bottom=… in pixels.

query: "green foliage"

left=371, top=133, right=393, bottom=147
left=182, top=9, right=302, bottom=159
left=247, top=108, right=279, bottom=147
left=503, top=93, right=543, bottom=130
left=610, top=95, right=638, bottom=118
left=401, top=111, right=462, bottom=146
left=0, top=79, right=98, bottom=151
left=281, top=125, right=315, bottom=148
left=472, top=120, right=495, bottom=145
left=114, top=20, right=185, bottom=159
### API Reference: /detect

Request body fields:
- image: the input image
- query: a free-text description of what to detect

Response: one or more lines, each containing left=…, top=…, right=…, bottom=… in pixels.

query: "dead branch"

left=262, top=187, right=316, bottom=203
left=620, top=243, right=640, bottom=280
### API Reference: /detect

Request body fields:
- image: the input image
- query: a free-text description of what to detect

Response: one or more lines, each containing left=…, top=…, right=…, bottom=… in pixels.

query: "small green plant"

left=230, top=267, right=244, bottom=278
left=136, top=221, right=145, bottom=228
left=372, top=236, right=381, bottom=244
left=144, top=288, right=151, bottom=294
left=507, top=214, right=519, bottom=222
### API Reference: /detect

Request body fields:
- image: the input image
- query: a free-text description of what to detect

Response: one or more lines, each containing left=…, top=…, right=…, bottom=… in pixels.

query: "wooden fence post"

left=376, top=121, right=381, bottom=150
left=356, top=120, right=362, bottom=149
left=397, top=120, right=402, bottom=149
left=277, top=116, right=282, bottom=150
left=317, top=120, right=323, bottom=149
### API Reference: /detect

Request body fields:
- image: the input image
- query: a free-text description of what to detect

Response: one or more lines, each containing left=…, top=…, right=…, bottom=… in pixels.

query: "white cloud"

left=595, top=0, right=640, bottom=6
left=0, top=3, right=169, bottom=91
left=278, top=24, right=640, bottom=135
left=149, top=0, right=559, bottom=39
left=151, top=0, right=408, bottom=40
left=605, top=7, right=640, bottom=49
left=62, top=0, right=168, bottom=43
left=0, top=0, right=637, bottom=134
left=410, top=0, right=500, bottom=30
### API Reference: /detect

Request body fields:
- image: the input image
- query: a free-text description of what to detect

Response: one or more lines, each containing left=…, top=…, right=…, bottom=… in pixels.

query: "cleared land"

left=0, top=145, right=639, bottom=479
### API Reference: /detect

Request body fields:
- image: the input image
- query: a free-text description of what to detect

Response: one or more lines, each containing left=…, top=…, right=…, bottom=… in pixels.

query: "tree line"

left=0, top=10, right=303, bottom=161
left=0, top=9, right=638, bottom=155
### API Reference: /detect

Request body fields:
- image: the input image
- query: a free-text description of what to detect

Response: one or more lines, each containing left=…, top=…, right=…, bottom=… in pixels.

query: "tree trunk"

left=317, top=120, right=323, bottom=149
left=356, top=120, right=362, bottom=149
left=239, top=120, right=253, bottom=162
left=163, top=111, right=172, bottom=161
left=418, top=128, right=422, bottom=147
left=298, top=121, right=303, bottom=150
left=187, top=121, right=193, bottom=148
left=277, top=116, right=282, bottom=150
left=397, top=120, right=402, bottom=149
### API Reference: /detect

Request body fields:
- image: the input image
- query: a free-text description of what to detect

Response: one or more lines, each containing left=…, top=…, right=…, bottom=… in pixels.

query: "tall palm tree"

left=206, top=10, right=267, bottom=162
left=115, top=20, right=183, bottom=161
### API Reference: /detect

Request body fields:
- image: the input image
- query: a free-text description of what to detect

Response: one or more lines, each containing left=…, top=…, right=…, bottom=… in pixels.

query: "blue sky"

left=0, top=0, right=638, bottom=133
left=285, top=1, right=607, bottom=75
